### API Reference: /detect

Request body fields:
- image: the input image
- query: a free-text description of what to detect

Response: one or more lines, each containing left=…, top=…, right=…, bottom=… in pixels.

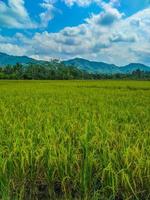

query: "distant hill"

left=0, top=52, right=150, bottom=74
left=0, top=52, right=46, bottom=66
left=63, top=58, right=150, bottom=74
left=120, top=63, right=150, bottom=74
left=63, top=58, right=120, bottom=74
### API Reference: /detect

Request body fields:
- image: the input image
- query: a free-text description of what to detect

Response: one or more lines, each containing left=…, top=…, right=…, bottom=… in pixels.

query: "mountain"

left=63, top=58, right=120, bottom=74
left=63, top=58, right=150, bottom=74
left=0, top=52, right=150, bottom=74
left=120, top=63, right=150, bottom=74
left=0, top=52, right=44, bottom=66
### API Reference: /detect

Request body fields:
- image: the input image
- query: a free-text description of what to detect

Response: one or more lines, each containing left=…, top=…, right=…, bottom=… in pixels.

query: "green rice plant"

left=0, top=80, right=150, bottom=199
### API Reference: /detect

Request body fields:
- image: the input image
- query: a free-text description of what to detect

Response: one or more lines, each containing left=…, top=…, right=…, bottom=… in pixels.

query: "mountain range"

left=63, top=58, right=150, bottom=74
left=0, top=52, right=150, bottom=74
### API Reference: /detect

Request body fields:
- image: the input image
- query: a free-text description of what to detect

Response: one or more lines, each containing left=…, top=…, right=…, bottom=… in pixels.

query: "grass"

left=0, top=80, right=150, bottom=200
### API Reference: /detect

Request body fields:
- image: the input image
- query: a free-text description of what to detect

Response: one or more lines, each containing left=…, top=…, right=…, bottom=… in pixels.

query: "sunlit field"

left=0, top=80, right=150, bottom=200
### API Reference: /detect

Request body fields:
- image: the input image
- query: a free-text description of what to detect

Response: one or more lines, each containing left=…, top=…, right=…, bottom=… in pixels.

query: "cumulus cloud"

left=0, top=0, right=58, bottom=29
left=62, top=0, right=95, bottom=7
left=0, top=43, right=27, bottom=56
left=62, top=0, right=120, bottom=7
left=0, top=0, right=36, bottom=28
left=86, top=4, right=124, bottom=26
left=132, top=50, right=150, bottom=64
left=40, top=0, right=59, bottom=28
left=109, top=32, right=137, bottom=43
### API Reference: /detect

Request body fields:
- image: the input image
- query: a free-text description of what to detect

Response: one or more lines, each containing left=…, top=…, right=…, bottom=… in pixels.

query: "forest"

left=0, top=61, right=150, bottom=80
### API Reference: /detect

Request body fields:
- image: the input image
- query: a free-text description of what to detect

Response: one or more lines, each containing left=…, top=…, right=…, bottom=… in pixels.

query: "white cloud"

left=0, top=0, right=37, bottom=28
left=109, top=32, right=137, bottom=43
left=0, top=0, right=58, bottom=29
left=61, top=0, right=120, bottom=7
left=39, top=0, right=59, bottom=28
left=85, top=3, right=124, bottom=26
left=62, top=0, right=95, bottom=7
left=0, top=43, right=27, bottom=56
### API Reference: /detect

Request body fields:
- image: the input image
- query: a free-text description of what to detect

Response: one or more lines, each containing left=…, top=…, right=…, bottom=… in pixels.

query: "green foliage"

left=0, top=80, right=150, bottom=199
left=0, top=62, right=150, bottom=80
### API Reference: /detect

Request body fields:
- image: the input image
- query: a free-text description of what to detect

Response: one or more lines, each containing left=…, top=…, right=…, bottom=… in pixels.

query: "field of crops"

left=0, top=80, right=150, bottom=200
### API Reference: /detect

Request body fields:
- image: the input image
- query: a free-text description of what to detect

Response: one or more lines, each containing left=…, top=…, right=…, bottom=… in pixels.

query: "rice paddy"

left=0, top=80, right=150, bottom=200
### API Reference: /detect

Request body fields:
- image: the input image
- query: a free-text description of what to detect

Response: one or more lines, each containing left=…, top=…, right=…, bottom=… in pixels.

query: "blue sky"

left=0, top=0, right=150, bottom=65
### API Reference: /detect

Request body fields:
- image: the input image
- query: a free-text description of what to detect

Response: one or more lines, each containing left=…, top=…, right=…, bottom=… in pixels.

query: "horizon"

left=0, top=0, right=150, bottom=66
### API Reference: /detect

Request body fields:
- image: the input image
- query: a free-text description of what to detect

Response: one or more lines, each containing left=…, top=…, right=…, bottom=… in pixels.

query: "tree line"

left=0, top=62, right=150, bottom=80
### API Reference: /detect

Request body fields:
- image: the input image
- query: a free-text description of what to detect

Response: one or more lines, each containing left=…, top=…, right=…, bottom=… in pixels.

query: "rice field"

left=0, top=80, right=150, bottom=200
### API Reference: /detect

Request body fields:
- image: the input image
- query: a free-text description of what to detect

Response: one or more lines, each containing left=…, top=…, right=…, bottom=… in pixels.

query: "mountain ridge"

left=0, top=52, right=47, bottom=66
left=0, top=52, right=150, bottom=74
left=63, top=58, right=150, bottom=74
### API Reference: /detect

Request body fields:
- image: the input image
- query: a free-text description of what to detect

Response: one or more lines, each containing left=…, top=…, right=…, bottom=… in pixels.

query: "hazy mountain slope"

left=64, top=58, right=150, bottom=74
left=63, top=58, right=120, bottom=74
left=0, top=52, right=42, bottom=66
left=120, top=63, right=150, bottom=73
